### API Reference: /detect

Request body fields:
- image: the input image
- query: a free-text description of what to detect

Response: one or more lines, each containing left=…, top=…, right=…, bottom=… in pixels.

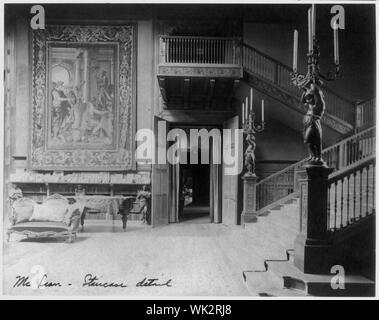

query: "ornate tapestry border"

left=30, top=24, right=137, bottom=171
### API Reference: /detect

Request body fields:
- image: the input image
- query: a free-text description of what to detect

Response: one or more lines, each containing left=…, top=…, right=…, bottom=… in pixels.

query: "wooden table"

left=69, top=196, right=135, bottom=230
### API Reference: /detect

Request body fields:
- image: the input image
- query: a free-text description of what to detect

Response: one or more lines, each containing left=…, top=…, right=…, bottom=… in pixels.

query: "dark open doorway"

left=179, top=163, right=210, bottom=223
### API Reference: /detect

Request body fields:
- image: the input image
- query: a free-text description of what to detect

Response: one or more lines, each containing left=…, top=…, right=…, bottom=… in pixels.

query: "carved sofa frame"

left=7, top=194, right=82, bottom=243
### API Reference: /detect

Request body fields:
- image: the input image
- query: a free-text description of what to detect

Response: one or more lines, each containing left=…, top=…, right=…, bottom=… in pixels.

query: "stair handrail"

left=255, top=126, right=375, bottom=212
left=327, top=155, right=375, bottom=232
left=328, top=154, right=376, bottom=183
left=356, top=97, right=376, bottom=129
left=256, top=125, right=376, bottom=186
left=242, top=42, right=356, bottom=125
left=242, top=42, right=354, bottom=105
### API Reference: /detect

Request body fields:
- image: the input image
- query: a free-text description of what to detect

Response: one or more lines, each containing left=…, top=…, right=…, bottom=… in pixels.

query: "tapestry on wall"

left=30, top=25, right=136, bottom=170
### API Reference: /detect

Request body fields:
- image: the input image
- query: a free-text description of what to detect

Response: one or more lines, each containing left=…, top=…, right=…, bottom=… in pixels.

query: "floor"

left=2, top=219, right=268, bottom=297
left=180, top=205, right=210, bottom=223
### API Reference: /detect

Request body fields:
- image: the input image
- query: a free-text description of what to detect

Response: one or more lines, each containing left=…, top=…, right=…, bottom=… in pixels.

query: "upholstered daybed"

left=7, top=194, right=83, bottom=243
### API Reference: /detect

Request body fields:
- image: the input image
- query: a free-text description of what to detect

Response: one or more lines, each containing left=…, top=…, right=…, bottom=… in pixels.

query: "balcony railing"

left=159, top=36, right=241, bottom=65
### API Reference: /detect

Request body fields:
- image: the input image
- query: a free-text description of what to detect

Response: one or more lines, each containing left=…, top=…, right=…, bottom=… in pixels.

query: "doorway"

left=166, top=124, right=222, bottom=225
left=179, top=163, right=210, bottom=223
left=154, top=117, right=239, bottom=227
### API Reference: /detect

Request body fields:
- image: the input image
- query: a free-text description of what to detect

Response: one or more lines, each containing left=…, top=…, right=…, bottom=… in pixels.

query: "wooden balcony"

left=157, top=36, right=243, bottom=110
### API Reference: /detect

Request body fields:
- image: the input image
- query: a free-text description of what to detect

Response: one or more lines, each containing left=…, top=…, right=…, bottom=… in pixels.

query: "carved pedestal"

left=294, top=165, right=334, bottom=274
left=241, top=173, right=258, bottom=225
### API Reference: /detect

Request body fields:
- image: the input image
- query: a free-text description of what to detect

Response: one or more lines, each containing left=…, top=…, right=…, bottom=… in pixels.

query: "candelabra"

left=291, top=4, right=341, bottom=89
left=290, top=4, right=341, bottom=166
left=241, top=88, right=265, bottom=224
left=242, top=88, right=265, bottom=176
left=243, top=113, right=265, bottom=177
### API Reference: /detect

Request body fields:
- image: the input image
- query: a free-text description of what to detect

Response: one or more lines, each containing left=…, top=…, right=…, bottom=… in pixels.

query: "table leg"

left=121, top=214, right=128, bottom=231
left=81, top=209, right=86, bottom=231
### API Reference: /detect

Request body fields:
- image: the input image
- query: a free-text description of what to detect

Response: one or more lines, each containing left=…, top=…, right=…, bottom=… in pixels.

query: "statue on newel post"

left=244, top=130, right=257, bottom=176
left=290, top=4, right=342, bottom=274
left=240, top=89, right=266, bottom=225
left=300, top=81, right=326, bottom=167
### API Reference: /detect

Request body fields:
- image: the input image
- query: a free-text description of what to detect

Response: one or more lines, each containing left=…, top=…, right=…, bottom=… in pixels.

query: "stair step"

left=267, top=260, right=375, bottom=297
left=243, top=270, right=307, bottom=297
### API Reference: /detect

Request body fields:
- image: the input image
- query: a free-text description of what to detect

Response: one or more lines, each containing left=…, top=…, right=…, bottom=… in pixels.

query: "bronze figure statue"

left=244, top=130, right=257, bottom=176
left=301, top=82, right=326, bottom=165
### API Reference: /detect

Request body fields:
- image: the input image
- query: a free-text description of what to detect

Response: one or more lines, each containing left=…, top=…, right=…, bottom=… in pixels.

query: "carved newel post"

left=241, top=172, right=259, bottom=224
left=290, top=4, right=342, bottom=273
left=241, top=91, right=265, bottom=225
left=294, top=165, right=333, bottom=274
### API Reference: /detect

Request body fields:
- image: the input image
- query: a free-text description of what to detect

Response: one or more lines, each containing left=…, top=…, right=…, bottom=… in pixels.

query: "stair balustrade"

left=242, top=43, right=356, bottom=126
left=356, top=97, right=376, bottom=130
left=256, top=126, right=376, bottom=212
left=327, top=156, right=375, bottom=232
left=294, top=156, right=375, bottom=274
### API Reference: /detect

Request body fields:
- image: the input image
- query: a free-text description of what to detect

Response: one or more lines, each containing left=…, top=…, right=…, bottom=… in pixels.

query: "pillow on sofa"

left=29, top=203, right=68, bottom=222
left=13, top=205, right=34, bottom=224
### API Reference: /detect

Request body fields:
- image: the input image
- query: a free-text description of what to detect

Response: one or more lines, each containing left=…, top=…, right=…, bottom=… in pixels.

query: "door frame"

left=166, top=122, right=223, bottom=224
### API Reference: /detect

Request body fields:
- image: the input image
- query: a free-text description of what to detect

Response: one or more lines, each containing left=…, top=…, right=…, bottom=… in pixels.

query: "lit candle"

left=312, top=4, right=316, bottom=39
left=246, top=97, right=249, bottom=117
left=293, top=29, right=298, bottom=72
left=261, top=99, right=265, bottom=123
left=250, top=88, right=253, bottom=113
left=308, top=8, right=312, bottom=52
left=333, top=21, right=339, bottom=64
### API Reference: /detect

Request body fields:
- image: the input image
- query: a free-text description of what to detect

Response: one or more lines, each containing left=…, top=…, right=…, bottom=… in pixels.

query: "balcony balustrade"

left=157, top=36, right=243, bottom=79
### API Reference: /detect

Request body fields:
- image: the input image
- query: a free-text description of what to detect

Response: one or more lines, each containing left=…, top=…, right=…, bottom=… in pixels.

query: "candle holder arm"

left=252, top=122, right=265, bottom=133
left=317, top=63, right=342, bottom=82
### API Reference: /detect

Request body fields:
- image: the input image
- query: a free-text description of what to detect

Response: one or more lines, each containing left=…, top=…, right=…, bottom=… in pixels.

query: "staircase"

left=241, top=43, right=357, bottom=136
left=241, top=127, right=376, bottom=297
left=238, top=42, right=376, bottom=296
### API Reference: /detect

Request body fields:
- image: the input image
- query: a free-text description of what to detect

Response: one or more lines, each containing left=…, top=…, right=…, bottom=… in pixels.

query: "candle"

left=293, top=29, right=298, bottom=72
left=245, top=99, right=248, bottom=120
left=245, top=97, right=249, bottom=118
left=308, top=8, right=312, bottom=52
left=312, top=4, right=316, bottom=39
left=242, top=102, right=245, bottom=124
left=261, top=99, right=265, bottom=123
left=250, top=88, right=253, bottom=113
left=333, top=21, right=339, bottom=64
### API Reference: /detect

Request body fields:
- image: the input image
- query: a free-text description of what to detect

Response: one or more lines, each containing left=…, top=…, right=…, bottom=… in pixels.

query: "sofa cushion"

left=29, top=203, right=68, bottom=223
left=12, top=198, right=35, bottom=224
left=13, top=205, right=34, bottom=224
left=9, top=221, right=69, bottom=233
